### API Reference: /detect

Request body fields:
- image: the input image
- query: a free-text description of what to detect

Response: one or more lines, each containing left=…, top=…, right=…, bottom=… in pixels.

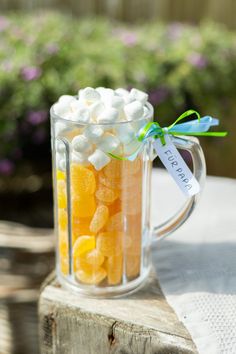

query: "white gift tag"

left=153, top=135, right=200, bottom=197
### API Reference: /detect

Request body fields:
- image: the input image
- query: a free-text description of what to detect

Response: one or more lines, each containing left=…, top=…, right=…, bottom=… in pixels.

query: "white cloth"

left=151, top=169, right=236, bottom=354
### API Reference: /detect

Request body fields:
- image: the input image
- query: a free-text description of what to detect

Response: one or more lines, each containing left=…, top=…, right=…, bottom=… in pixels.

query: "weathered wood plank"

left=39, top=271, right=197, bottom=354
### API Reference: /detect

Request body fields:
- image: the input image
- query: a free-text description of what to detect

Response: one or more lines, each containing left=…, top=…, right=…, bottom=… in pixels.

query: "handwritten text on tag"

left=153, top=135, right=200, bottom=197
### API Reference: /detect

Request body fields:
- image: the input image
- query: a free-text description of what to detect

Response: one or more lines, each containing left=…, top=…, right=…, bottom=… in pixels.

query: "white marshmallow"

left=79, top=87, right=100, bottom=104
left=71, top=107, right=90, bottom=123
left=115, top=123, right=135, bottom=144
left=54, top=122, right=67, bottom=136
left=89, top=101, right=105, bottom=121
left=97, top=107, right=119, bottom=124
left=84, top=125, right=104, bottom=143
left=97, top=133, right=120, bottom=153
left=124, top=100, right=144, bottom=120
left=88, top=149, right=111, bottom=171
left=129, top=88, right=148, bottom=104
left=58, top=95, right=75, bottom=105
left=70, top=99, right=84, bottom=112
left=71, top=152, right=89, bottom=166
left=71, top=135, right=91, bottom=153
left=53, top=102, right=69, bottom=118
left=106, top=95, right=124, bottom=110
left=56, top=153, right=66, bottom=171
left=55, top=140, right=66, bottom=153
left=123, top=139, right=141, bottom=156
left=115, top=88, right=129, bottom=97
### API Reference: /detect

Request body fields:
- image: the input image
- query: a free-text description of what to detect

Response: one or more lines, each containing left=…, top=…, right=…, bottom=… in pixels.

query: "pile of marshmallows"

left=53, top=87, right=150, bottom=171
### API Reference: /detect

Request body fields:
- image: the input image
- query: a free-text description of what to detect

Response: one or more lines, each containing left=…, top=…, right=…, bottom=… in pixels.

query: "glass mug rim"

left=50, top=100, right=154, bottom=126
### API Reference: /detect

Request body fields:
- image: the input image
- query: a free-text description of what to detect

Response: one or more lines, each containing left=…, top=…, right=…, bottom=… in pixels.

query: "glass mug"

left=51, top=101, right=205, bottom=297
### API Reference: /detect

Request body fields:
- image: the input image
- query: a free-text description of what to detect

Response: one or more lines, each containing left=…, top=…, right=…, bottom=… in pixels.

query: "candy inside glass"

left=51, top=98, right=206, bottom=298
left=51, top=102, right=154, bottom=297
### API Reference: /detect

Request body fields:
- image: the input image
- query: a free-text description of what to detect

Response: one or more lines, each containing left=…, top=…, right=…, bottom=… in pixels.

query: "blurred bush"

left=0, top=12, right=235, bottom=184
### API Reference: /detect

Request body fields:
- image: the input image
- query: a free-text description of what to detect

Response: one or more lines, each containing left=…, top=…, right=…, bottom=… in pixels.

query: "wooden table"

left=39, top=169, right=203, bottom=354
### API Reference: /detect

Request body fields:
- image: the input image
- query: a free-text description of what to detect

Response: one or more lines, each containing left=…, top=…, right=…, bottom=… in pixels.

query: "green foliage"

left=0, top=12, right=236, bottom=175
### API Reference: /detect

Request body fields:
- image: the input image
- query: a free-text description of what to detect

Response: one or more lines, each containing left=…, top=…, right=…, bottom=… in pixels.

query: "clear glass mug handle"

left=152, top=136, right=206, bottom=242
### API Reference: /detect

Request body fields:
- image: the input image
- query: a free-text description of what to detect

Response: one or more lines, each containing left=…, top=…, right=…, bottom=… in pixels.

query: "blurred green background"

left=0, top=1, right=235, bottom=227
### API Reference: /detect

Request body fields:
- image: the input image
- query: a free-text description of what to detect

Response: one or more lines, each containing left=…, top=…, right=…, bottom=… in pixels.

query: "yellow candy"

left=57, top=170, right=66, bottom=180
left=58, top=209, right=68, bottom=231
left=75, top=267, right=107, bottom=285
left=60, top=257, right=69, bottom=275
left=97, top=232, right=123, bottom=257
left=74, top=249, right=105, bottom=272
left=90, top=205, right=109, bottom=233
left=73, top=235, right=96, bottom=258
left=57, top=180, right=67, bottom=209
left=72, top=195, right=96, bottom=218
left=95, top=186, right=119, bottom=204
left=106, top=212, right=124, bottom=232
left=71, top=163, right=96, bottom=195
left=107, top=254, right=123, bottom=285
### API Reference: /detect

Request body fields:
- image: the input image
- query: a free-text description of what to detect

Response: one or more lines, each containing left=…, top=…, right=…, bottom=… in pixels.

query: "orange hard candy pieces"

left=57, top=180, right=67, bottom=209
left=74, top=249, right=105, bottom=272
left=122, top=158, right=141, bottom=176
left=60, top=256, right=69, bottom=275
left=75, top=267, right=107, bottom=285
left=72, top=217, right=92, bottom=242
left=107, top=254, right=123, bottom=285
left=71, top=163, right=96, bottom=195
left=122, top=193, right=142, bottom=216
left=72, top=194, right=96, bottom=218
left=106, top=212, right=124, bottom=232
left=90, top=205, right=109, bottom=233
left=97, top=232, right=123, bottom=257
left=103, top=159, right=122, bottom=179
left=59, top=231, right=68, bottom=257
left=73, top=235, right=96, bottom=258
left=95, top=186, right=119, bottom=204
left=57, top=170, right=66, bottom=180
left=58, top=209, right=68, bottom=231
left=126, top=253, right=141, bottom=279
left=108, top=199, right=122, bottom=216
left=99, top=173, right=121, bottom=190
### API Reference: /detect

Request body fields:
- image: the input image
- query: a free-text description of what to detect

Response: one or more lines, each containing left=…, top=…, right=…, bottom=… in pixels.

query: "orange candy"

left=126, top=253, right=141, bottom=279
left=57, top=180, right=67, bottom=209
left=59, top=231, right=68, bottom=257
left=71, top=164, right=96, bottom=195
left=97, top=232, right=123, bottom=257
left=60, top=256, right=69, bottom=275
left=57, top=170, right=66, bottom=180
left=96, top=186, right=119, bottom=204
left=122, top=158, right=141, bottom=176
left=103, top=159, right=122, bottom=179
left=75, top=268, right=107, bottom=285
left=106, top=212, right=124, bottom=232
left=107, top=254, right=123, bottom=285
left=99, top=173, right=121, bottom=190
left=72, top=195, right=96, bottom=218
left=73, top=235, right=96, bottom=258
left=72, top=217, right=92, bottom=242
left=58, top=209, right=68, bottom=231
left=89, top=205, right=109, bottom=233
left=74, top=249, right=105, bottom=273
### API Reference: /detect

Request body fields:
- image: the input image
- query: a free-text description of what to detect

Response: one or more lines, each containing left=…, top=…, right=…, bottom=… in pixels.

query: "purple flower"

left=0, top=159, right=14, bottom=176
left=46, top=43, right=59, bottom=55
left=149, top=87, right=170, bottom=105
left=0, top=16, right=9, bottom=32
left=27, top=110, right=48, bottom=125
left=114, top=29, right=138, bottom=47
left=188, top=53, right=208, bottom=69
left=21, top=66, right=42, bottom=81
